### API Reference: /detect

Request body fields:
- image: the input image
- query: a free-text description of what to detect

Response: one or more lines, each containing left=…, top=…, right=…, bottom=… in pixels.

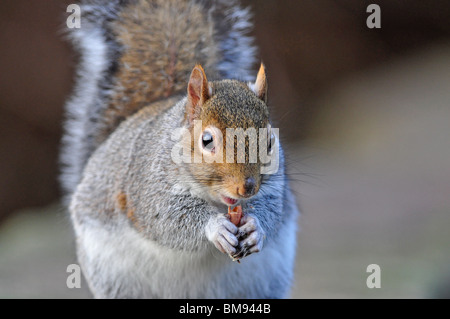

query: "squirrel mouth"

left=221, top=195, right=239, bottom=206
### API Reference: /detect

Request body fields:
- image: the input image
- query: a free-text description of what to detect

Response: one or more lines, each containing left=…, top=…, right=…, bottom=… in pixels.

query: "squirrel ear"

left=252, top=62, right=268, bottom=103
left=187, top=64, right=210, bottom=123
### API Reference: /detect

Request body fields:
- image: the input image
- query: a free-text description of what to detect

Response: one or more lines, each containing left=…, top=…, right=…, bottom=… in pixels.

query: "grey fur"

left=60, top=0, right=125, bottom=201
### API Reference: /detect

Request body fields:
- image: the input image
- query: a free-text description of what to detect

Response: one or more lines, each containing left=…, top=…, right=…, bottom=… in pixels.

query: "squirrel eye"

left=202, top=132, right=215, bottom=152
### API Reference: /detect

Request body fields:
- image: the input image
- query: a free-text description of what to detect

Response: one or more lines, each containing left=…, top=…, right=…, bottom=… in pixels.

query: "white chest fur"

left=73, top=211, right=296, bottom=299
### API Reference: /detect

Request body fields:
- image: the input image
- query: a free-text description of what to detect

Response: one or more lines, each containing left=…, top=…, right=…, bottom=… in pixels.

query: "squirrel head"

left=183, top=64, right=275, bottom=207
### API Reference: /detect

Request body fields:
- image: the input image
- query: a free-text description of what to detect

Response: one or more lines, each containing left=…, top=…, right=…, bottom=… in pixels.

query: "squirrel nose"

left=239, top=177, right=256, bottom=198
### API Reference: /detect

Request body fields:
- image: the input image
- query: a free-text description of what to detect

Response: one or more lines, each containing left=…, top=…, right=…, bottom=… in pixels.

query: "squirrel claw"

left=206, top=214, right=239, bottom=255
left=230, top=214, right=265, bottom=262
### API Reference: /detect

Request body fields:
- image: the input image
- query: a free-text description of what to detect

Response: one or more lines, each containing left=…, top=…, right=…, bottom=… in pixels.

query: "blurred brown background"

left=0, top=1, right=449, bottom=298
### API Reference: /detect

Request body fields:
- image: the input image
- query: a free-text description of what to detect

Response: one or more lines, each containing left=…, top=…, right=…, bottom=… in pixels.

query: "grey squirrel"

left=61, top=0, right=299, bottom=298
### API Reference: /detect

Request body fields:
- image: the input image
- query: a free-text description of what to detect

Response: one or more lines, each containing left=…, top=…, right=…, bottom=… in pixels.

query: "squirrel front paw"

left=205, top=213, right=265, bottom=261
left=231, top=214, right=265, bottom=261
left=205, top=214, right=239, bottom=255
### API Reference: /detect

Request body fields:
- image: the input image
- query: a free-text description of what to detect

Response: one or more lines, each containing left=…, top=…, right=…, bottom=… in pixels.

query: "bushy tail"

left=60, top=0, right=257, bottom=199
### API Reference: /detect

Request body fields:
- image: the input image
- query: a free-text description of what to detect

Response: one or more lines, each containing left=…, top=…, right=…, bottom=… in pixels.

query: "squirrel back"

left=60, top=0, right=257, bottom=198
